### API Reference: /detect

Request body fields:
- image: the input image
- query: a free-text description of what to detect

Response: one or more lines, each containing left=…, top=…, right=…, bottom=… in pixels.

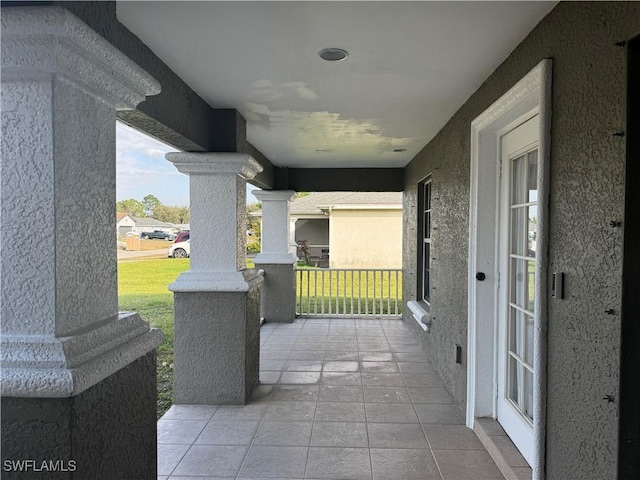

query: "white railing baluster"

left=350, top=271, right=354, bottom=315
left=294, top=268, right=402, bottom=319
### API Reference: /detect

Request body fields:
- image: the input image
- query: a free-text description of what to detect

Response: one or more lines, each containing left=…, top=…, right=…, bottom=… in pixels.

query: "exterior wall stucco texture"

left=173, top=288, right=261, bottom=404
left=1, top=75, right=118, bottom=336
left=330, top=209, right=402, bottom=269
left=1, top=351, right=157, bottom=480
left=255, top=263, right=296, bottom=322
left=403, top=3, right=639, bottom=478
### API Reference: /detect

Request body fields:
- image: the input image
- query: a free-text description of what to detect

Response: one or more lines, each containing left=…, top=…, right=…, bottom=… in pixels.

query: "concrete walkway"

left=117, top=248, right=169, bottom=261
left=157, top=318, right=507, bottom=480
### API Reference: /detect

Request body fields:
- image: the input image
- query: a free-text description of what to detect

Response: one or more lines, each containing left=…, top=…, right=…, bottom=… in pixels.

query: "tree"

left=246, top=202, right=262, bottom=253
left=116, top=198, right=144, bottom=217
left=142, top=194, right=161, bottom=217
left=154, top=205, right=190, bottom=224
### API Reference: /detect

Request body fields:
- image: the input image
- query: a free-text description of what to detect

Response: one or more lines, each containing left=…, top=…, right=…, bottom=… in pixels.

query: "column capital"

left=253, top=190, right=297, bottom=265
left=1, top=6, right=160, bottom=109
left=166, top=152, right=263, bottom=179
left=1, top=6, right=163, bottom=398
left=253, top=190, right=296, bottom=202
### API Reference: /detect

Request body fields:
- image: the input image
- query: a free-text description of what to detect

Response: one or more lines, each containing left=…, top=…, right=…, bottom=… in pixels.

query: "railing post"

left=253, top=190, right=297, bottom=323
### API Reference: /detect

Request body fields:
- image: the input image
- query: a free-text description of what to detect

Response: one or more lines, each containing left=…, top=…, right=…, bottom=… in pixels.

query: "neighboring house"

left=288, top=192, right=402, bottom=269
left=116, top=212, right=136, bottom=237
left=116, top=214, right=176, bottom=238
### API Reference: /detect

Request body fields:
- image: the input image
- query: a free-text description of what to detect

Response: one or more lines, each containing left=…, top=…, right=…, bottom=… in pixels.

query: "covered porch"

left=157, top=318, right=509, bottom=480
left=2, top=2, right=639, bottom=480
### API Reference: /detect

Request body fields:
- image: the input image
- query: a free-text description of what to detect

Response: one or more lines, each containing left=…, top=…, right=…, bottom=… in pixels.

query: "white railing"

left=296, top=268, right=403, bottom=318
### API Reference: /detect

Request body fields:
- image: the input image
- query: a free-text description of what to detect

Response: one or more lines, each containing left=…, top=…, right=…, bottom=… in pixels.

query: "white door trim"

left=467, top=59, right=551, bottom=480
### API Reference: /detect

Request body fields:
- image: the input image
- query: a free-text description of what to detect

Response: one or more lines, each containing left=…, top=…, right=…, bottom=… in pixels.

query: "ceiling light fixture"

left=319, top=48, right=348, bottom=62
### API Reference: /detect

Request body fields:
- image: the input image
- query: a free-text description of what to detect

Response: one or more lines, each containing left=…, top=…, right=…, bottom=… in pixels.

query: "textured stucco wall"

left=53, top=78, right=119, bottom=335
left=402, top=3, right=639, bottom=478
left=1, top=351, right=157, bottom=480
left=330, top=209, right=402, bottom=269
left=173, top=288, right=261, bottom=404
left=255, top=264, right=296, bottom=322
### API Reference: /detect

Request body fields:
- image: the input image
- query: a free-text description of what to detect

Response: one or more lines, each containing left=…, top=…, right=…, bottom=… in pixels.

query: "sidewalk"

left=117, top=248, right=168, bottom=261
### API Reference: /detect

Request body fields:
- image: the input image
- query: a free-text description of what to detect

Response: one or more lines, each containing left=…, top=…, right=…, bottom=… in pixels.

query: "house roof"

left=116, top=212, right=130, bottom=222
left=290, top=192, right=402, bottom=215
left=130, top=216, right=175, bottom=227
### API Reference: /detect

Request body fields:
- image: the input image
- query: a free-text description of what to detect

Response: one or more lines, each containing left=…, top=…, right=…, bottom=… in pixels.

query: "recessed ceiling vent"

left=319, top=48, right=348, bottom=62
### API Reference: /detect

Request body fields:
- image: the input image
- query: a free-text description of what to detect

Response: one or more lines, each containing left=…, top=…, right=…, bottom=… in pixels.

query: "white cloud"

left=116, top=122, right=188, bottom=205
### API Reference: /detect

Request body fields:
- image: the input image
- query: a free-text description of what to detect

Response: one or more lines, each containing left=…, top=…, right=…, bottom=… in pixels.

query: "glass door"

left=497, top=115, right=538, bottom=466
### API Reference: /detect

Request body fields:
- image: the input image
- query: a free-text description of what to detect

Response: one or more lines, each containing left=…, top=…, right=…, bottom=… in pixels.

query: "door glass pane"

left=511, top=259, right=526, bottom=309
left=527, top=261, right=535, bottom=312
left=524, top=368, right=534, bottom=422
left=527, top=150, right=538, bottom=203
left=511, top=154, right=526, bottom=205
left=525, top=314, right=535, bottom=366
left=509, top=307, right=524, bottom=359
left=508, top=356, right=520, bottom=405
left=511, top=207, right=526, bottom=256
left=504, top=139, right=538, bottom=428
left=527, top=205, right=537, bottom=258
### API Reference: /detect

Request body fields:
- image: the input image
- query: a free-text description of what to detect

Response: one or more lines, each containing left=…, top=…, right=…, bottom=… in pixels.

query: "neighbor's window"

left=417, top=177, right=431, bottom=303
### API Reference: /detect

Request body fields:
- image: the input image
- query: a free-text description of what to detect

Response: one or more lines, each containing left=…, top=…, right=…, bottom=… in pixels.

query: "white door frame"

left=467, top=59, right=551, bottom=480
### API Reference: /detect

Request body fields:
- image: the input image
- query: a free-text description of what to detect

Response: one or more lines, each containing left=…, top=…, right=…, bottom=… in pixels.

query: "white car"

left=168, top=239, right=190, bottom=258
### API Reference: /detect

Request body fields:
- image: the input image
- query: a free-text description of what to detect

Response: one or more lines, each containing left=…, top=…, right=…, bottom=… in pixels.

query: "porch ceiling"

left=117, top=1, right=555, bottom=169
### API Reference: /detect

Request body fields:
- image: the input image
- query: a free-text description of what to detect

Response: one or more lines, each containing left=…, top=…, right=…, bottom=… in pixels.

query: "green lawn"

left=118, top=258, right=401, bottom=418
left=118, top=258, right=188, bottom=418
left=118, top=257, right=255, bottom=418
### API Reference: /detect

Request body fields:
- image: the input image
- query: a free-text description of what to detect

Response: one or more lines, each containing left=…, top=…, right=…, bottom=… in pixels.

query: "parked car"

left=174, top=231, right=190, bottom=243
left=168, top=239, right=190, bottom=258
left=141, top=230, right=176, bottom=241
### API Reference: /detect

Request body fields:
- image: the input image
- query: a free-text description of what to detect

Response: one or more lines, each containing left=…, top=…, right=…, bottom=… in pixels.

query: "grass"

left=118, top=258, right=188, bottom=418
left=118, top=257, right=256, bottom=418
left=118, top=257, right=400, bottom=417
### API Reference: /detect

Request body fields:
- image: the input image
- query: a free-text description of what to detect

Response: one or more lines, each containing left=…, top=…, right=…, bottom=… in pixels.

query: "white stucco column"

left=164, top=152, right=265, bottom=403
left=253, top=190, right=298, bottom=265
left=0, top=6, right=163, bottom=398
left=165, top=153, right=263, bottom=290
left=253, top=190, right=298, bottom=322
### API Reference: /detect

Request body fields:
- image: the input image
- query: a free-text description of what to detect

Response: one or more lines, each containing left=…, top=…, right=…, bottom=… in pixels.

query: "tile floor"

left=157, top=318, right=504, bottom=480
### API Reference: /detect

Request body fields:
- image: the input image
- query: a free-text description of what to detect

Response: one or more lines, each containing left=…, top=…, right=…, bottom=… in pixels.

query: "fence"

left=295, top=268, right=403, bottom=318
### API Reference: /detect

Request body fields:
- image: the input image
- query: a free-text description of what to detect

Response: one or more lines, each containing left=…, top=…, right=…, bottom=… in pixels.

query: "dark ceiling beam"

left=2, top=0, right=278, bottom=189
left=275, top=168, right=404, bottom=192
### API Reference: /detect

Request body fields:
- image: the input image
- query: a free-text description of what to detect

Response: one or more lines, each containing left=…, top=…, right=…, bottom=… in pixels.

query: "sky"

left=116, top=122, right=259, bottom=206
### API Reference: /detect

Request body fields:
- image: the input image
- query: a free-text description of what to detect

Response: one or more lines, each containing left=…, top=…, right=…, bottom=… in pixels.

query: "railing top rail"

left=295, top=268, right=402, bottom=272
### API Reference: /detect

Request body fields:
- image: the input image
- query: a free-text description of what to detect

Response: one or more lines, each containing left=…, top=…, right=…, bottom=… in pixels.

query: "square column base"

left=255, top=263, right=297, bottom=323
left=1, top=351, right=157, bottom=480
left=173, top=285, right=261, bottom=404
